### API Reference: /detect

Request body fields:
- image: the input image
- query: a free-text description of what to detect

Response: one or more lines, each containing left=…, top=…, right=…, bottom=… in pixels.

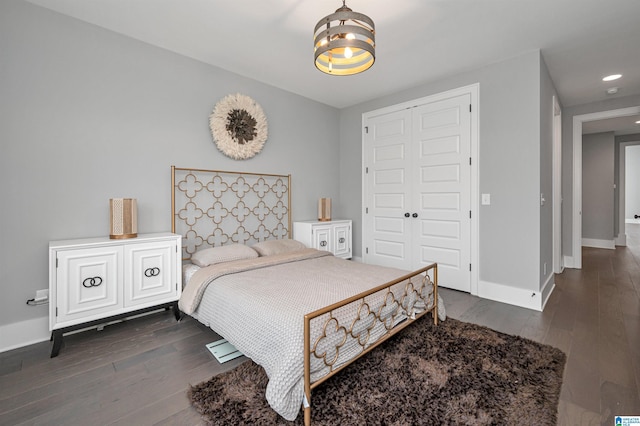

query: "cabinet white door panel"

left=333, top=224, right=351, bottom=258
left=57, top=246, right=123, bottom=324
left=125, top=241, right=176, bottom=307
left=312, top=226, right=332, bottom=253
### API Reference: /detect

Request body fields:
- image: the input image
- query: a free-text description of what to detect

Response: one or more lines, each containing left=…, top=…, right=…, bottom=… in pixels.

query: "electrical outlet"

left=35, top=289, right=49, bottom=302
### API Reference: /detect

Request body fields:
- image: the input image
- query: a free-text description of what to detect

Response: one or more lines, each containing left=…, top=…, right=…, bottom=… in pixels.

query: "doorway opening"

left=571, top=105, right=640, bottom=269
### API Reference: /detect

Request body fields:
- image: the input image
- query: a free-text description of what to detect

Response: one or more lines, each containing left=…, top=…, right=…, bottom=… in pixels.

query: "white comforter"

left=180, top=249, right=444, bottom=421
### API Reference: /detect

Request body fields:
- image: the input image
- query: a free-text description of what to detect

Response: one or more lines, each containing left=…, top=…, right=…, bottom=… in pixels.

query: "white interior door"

left=364, top=93, right=472, bottom=292
left=364, top=108, right=412, bottom=270
left=412, top=95, right=471, bottom=291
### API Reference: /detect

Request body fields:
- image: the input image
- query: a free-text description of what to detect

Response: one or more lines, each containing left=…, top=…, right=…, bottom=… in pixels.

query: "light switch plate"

left=481, top=193, right=491, bottom=205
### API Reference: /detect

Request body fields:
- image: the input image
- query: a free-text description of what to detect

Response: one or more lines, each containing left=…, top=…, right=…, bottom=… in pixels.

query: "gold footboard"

left=302, top=263, right=438, bottom=426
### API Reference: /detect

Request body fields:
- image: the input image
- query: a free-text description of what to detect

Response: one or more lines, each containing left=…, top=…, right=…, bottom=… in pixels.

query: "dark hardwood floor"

left=2, top=226, right=639, bottom=425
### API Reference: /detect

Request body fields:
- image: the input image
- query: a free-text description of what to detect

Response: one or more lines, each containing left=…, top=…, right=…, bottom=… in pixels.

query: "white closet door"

left=364, top=93, right=472, bottom=292
left=412, top=94, right=471, bottom=292
left=364, top=108, right=413, bottom=270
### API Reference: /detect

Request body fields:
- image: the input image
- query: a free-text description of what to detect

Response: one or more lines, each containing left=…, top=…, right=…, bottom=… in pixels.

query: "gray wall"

left=0, top=0, right=341, bottom=328
left=340, top=50, right=547, bottom=292
left=582, top=133, right=615, bottom=241
left=626, top=144, right=640, bottom=219
left=561, top=94, right=640, bottom=257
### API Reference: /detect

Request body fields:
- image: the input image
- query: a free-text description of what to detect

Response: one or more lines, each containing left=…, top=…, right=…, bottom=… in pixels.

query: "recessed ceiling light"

left=636, top=120, right=640, bottom=124
left=606, top=87, right=619, bottom=95
left=603, top=74, right=622, bottom=81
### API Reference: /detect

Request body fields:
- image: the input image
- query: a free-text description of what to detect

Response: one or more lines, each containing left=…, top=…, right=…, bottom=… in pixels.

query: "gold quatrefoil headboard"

left=171, top=166, right=291, bottom=260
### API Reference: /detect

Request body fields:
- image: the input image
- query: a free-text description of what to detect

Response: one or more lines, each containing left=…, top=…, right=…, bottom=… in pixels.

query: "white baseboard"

left=582, top=238, right=615, bottom=249
left=540, top=274, right=555, bottom=311
left=626, top=218, right=640, bottom=224
left=478, top=280, right=543, bottom=312
left=0, top=316, right=50, bottom=353
left=563, top=255, right=575, bottom=269
left=615, top=233, right=627, bottom=246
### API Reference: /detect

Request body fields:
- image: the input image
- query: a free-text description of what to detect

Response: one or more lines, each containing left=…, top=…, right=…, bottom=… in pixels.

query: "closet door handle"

left=404, top=212, right=410, bottom=217
left=412, top=213, right=418, bottom=218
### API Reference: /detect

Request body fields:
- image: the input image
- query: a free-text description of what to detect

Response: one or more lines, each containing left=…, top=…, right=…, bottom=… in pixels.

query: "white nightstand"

left=48, top=232, right=182, bottom=357
left=293, top=220, right=352, bottom=259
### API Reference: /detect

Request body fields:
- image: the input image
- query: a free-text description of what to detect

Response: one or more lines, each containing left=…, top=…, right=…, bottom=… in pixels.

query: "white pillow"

left=252, top=239, right=307, bottom=256
left=190, top=244, right=258, bottom=267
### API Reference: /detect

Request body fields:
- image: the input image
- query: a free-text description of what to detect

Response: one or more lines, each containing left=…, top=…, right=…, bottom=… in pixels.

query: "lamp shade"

left=318, top=198, right=332, bottom=221
left=110, top=198, right=137, bottom=239
left=314, top=2, right=375, bottom=76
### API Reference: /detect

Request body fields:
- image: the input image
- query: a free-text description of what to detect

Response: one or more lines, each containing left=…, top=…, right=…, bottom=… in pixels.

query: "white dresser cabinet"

left=49, top=233, right=181, bottom=357
left=293, top=220, right=352, bottom=259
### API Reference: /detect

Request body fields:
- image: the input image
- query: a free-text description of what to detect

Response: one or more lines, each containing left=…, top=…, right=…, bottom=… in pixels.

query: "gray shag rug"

left=188, top=316, right=566, bottom=425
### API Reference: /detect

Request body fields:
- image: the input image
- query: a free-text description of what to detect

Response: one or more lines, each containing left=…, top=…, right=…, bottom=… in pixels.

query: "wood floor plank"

left=600, top=381, right=640, bottom=424
left=0, top=313, right=201, bottom=399
left=0, top=363, right=115, bottom=418
left=557, top=399, right=602, bottom=426
left=108, top=389, right=194, bottom=426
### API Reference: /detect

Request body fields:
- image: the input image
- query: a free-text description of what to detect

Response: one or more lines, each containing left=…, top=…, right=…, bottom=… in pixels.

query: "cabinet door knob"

left=144, top=267, right=161, bottom=277
left=339, top=237, right=345, bottom=243
left=412, top=213, right=418, bottom=218
left=82, top=277, right=103, bottom=288
left=320, top=241, right=328, bottom=247
left=404, top=212, right=410, bottom=217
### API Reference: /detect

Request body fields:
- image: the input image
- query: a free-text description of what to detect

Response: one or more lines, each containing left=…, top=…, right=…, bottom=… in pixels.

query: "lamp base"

left=318, top=197, right=332, bottom=222
left=110, top=233, right=137, bottom=239
left=110, top=198, right=138, bottom=240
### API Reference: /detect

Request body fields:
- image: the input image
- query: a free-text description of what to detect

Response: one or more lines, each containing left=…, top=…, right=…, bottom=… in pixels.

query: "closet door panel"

left=413, top=94, right=471, bottom=292
left=364, top=109, right=412, bottom=269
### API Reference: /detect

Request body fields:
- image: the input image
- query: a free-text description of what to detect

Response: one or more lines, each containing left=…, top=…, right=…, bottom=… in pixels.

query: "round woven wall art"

left=209, top=93, right=268, bottom=160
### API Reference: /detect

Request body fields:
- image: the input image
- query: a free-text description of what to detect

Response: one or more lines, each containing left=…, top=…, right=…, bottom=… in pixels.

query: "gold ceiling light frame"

left=313, top=0, right=375, bottom=76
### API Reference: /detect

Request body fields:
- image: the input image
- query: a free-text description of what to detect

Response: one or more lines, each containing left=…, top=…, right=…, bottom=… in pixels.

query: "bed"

left=172, top=166, right=443, bottom=425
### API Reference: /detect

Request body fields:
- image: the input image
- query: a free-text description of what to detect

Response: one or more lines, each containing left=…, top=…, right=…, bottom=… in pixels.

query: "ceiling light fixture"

left=314, top=1, right=375, bottom=76
left=636, top=120, right=640, bottom=124
left=602, top=74, right=622, bottom=82
left=607, top=87, right=619, bottom=95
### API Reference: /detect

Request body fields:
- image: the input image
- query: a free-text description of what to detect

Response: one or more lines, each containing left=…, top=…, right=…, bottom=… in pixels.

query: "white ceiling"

left=583, top=115, right=640, bottom=136
left=24, top=0, right=640, bottom=131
